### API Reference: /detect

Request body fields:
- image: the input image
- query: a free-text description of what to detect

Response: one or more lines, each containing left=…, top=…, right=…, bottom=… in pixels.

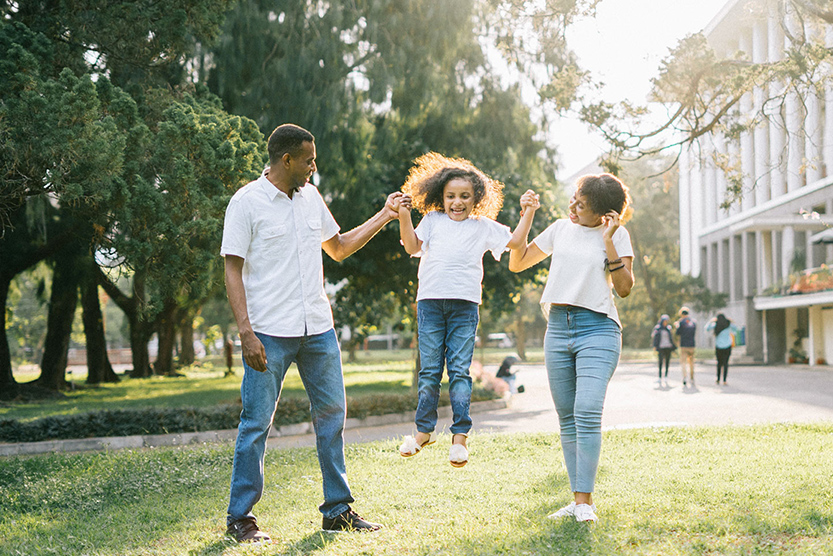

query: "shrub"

left=0, top=389, right=498, bottom=443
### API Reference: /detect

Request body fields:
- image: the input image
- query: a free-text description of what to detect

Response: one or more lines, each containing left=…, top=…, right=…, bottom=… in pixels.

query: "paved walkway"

left=271, top=360, right=833, bottom=450
left=4, top=361, right=831, bottom=456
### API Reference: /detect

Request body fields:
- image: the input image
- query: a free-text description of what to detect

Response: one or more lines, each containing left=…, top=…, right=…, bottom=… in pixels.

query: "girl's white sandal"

left=449, top=443, right=469, bottom=467
left=399, top=432, right=436, bottom=457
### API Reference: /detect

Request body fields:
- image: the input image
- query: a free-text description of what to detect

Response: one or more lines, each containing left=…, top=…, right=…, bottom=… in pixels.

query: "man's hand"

left=383, top=192, right=406, bottom=221
left=239, top=329, right=267, bottom=372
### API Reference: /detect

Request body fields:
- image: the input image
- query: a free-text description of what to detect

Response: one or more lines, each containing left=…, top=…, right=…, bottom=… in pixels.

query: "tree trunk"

left=37, top=258, right=81, bottom=391
left=153, top=297, right=178, bottom=376
left=514, top=312, right=527, bottom=361
left=81, top=260, right=119, bottom=384
left=178, top=308, right=195, bottom=367
left=0, top=277, right=18, bottom=401
left=629, top=228, right=661, bottom=318
left=98, top=267, right=153, bottom=377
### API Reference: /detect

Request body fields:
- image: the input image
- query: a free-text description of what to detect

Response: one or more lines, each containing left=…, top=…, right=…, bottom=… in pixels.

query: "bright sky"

left=554, top=0, right=731, bottom=179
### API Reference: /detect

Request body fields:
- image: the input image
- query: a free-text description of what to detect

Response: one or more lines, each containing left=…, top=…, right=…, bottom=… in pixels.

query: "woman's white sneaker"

left=547, top=502, right=597, bottom=520
left=547, top=502, right=576, bottom=519
left=573, top=503, right=598, bottom=522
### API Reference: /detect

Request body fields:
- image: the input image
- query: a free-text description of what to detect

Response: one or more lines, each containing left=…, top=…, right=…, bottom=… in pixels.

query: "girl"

left=705, top=313, right=739, bottom=385
left=396, top=152, right=538, bottom=467
left=508, top=173, right=634, bottom=522
left=651, top=314, right=676, bottom=384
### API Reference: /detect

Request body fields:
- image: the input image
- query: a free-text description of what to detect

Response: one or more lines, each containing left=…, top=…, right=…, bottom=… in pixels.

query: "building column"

left=824, top=26, right=833, bottom=176
left=753, top=19, right=771, bottom=204
left=740, top=31, right=755, bottom=209
left=806, top=22, right=824, bottom=185
left=768, top=13, right=786, bottom=198
left=704, top=141, right=717, bottom=226
left=785, top=4, right=805, bottom=193
left=691, top=149, right=704, bottom=278
left=759, top=230, right=773, bottom=291
left=679, top=146, right=693, bottom=275
left=782, top=226, right=796, bottom=281
left=727, top=137, right=741, bottom=216
left=742, top=231, right=752, bottom=296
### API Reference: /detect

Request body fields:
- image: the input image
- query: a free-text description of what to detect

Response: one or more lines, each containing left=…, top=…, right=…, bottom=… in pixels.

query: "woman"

left=705, top=313, right=738, bottom=385
left=651, top=314, right=676, bottom=384
left=509, top=173, right=634, bottom=523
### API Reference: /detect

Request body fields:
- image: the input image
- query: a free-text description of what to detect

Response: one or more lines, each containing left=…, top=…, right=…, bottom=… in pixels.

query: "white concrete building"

left=681, top=0, right=833, bottom=364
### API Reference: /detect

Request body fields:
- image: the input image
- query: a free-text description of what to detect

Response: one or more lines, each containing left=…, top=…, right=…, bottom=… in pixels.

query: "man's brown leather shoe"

left=226, top=517, right=271, bottom=543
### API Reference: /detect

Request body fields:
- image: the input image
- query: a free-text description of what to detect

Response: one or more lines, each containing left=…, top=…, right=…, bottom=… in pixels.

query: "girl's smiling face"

left=443, top=178, right=475, bottom=221
left=568, top=193, right=603, bottom=227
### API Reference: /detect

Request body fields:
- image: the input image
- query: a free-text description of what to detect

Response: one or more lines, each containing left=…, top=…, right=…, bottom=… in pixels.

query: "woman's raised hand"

left=520, top=189, right=540, bottom=212
left=602, top=210, right=620, bottom=240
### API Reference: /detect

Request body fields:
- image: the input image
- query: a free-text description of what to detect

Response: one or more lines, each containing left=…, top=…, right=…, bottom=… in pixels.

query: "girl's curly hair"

left=402, top=152, right=504, bottom=219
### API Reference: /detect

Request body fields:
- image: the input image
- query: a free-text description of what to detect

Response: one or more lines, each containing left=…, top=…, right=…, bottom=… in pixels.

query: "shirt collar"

left=258, top=168, right=293, bottom=201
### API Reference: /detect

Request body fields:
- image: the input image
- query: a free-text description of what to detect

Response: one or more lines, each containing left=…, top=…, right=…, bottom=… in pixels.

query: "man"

left=674, top=306, right=697, bottom=387
left=221, top=123, right=402, bottom=542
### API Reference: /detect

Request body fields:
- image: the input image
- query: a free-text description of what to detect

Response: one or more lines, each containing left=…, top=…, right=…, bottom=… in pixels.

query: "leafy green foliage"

left=573, top=4, right=833, bottom=176
left=617, top=158, right=727, bottom=348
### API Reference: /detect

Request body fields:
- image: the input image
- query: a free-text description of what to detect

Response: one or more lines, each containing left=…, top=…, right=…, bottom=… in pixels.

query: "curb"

left=0, top=399, right=508, bottom=458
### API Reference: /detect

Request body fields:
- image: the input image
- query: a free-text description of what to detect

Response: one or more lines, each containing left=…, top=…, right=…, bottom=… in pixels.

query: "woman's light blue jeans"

left=226, top=329, right=353, bottom=524
left=544, top=306, right=621, bottom=493
left=415, top=299, right=479, bottom=436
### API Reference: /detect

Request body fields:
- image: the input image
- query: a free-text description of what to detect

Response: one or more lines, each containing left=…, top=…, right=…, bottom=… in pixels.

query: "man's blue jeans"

left=415, top=299, right=479, bottom=436
left=226, top=329, right=353, bottom=524
left=544, top=306, right=621, bottom=493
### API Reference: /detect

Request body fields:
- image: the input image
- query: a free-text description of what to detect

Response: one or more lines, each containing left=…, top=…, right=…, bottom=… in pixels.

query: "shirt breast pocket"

left=260, top=224, right=288, bottom=257
left=307, top=219, right=322, bottom=242
left=261, top=224, right=287, bottom=240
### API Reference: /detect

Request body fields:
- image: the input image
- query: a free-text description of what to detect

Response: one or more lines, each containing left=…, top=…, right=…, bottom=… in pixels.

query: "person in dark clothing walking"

left=705, top=313, right=739, bottom=385
left=674, top=306, right=697, bottom=387
left=651, top=314, right=675, bottom=384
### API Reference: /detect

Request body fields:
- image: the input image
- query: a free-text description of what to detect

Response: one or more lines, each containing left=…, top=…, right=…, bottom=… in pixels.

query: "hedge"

left=0, top=389, right=498, bottom=443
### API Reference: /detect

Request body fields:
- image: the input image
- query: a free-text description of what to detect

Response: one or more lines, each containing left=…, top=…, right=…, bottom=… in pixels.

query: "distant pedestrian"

left=705, top=313, right=739, bottom=385
left=496, top=354, right=524, bottom=394
left=674, top=306, right=697, bottom=387
left=395, top=152, right=539, bottom=468
left=651, top=314, right=675, bottom=384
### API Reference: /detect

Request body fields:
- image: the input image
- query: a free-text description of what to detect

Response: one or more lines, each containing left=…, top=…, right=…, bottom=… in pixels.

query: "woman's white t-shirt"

left=532, top=218, right=634, bottom=327
left=414, top=211, right=512, bottom=304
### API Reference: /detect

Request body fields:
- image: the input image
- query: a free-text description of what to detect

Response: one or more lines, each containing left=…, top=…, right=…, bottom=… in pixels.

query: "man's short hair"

left=268, top=124, right=314, bottom=166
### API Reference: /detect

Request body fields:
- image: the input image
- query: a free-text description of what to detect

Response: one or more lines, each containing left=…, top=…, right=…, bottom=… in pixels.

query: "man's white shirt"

left=221, top=172, right=340, bottom=336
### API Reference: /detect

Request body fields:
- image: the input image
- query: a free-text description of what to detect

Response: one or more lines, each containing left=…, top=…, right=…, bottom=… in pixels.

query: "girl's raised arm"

left=398, top=195, right=422, bottom=255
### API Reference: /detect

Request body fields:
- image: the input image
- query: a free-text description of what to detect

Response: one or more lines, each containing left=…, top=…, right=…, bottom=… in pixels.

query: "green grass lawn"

left=1, top=424, right=831, bottom=555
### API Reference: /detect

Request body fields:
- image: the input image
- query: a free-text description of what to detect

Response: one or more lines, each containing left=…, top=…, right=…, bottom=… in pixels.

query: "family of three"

left=220, top=123, right=634, bottom=542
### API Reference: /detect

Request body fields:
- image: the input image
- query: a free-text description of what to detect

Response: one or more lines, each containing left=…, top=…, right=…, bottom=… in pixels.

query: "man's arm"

left=322, top=192, right=403, bottom=262
left=224, top=255, right=267, bottom=372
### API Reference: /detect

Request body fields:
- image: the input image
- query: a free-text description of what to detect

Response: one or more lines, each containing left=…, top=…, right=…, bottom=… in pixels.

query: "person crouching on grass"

left=395, top=152, right=539, bottom=467
left=508, top=173, right=634, bottom=523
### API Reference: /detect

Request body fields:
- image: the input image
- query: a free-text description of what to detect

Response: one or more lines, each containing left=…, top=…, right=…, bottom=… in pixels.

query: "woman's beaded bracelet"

left=609, top=264, right=626, bottom=272
left=604, top=258, right=622, bottom=269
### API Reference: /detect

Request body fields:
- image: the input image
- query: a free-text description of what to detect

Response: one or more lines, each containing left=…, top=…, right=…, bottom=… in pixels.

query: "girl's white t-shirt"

left=414, top=211, right=512, bottom=304
left=533, top=218, right=634, bottom=327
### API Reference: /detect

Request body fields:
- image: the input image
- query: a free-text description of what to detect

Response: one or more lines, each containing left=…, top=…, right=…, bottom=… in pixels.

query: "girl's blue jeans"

left=544, top=305, right=621, bottom=493
left=226, top=329, right=353, bottom=524
left=415, top=299, right=479, bottom=436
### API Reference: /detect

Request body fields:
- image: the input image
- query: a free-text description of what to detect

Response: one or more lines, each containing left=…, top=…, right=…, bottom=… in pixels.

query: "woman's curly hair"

left=575, top=173, right=634, bottom=224
left=402, top=152, right=504, bottom=219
